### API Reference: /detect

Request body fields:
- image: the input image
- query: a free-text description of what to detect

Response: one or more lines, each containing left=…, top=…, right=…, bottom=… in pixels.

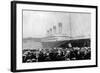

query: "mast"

left=69, top=13, right=72, bottom=40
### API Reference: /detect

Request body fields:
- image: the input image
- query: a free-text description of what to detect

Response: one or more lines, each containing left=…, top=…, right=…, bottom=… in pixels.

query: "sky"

left=23, top=10, right=91, bottom=38
left=23, top=10, right=70, bottom=38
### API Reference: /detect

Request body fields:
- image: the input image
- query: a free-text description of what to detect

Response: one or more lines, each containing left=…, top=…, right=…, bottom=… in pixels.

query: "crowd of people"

left=22, top=46, right=91, bottom=63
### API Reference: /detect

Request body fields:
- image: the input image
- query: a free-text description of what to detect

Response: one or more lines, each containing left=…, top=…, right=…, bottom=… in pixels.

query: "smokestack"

left=50, top=28, right=52, bottom=35
left=53, top=25, right=56, bottom=34
left=58, top=22, right=62, bottom=34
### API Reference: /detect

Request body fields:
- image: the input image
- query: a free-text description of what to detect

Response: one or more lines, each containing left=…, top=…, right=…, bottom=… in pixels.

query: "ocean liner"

left=41, top=21, right=90, bottom=49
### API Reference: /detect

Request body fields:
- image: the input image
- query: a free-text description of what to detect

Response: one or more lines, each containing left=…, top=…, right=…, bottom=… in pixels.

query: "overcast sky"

left=23, top=10, right=91, bottom=38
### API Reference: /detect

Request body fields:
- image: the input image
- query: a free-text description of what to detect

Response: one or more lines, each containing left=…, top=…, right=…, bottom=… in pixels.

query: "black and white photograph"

left=22, top=10, right=91, bottom=63
left=11, top=1, right=97, bottom=72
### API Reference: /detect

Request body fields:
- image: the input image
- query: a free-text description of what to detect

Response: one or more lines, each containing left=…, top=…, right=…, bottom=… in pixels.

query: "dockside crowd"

left=22, top=46, right=91, bottom=63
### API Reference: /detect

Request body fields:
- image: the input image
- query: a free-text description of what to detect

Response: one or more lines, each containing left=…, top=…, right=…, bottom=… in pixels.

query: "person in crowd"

left=22, top=42, right=91, bottom=63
